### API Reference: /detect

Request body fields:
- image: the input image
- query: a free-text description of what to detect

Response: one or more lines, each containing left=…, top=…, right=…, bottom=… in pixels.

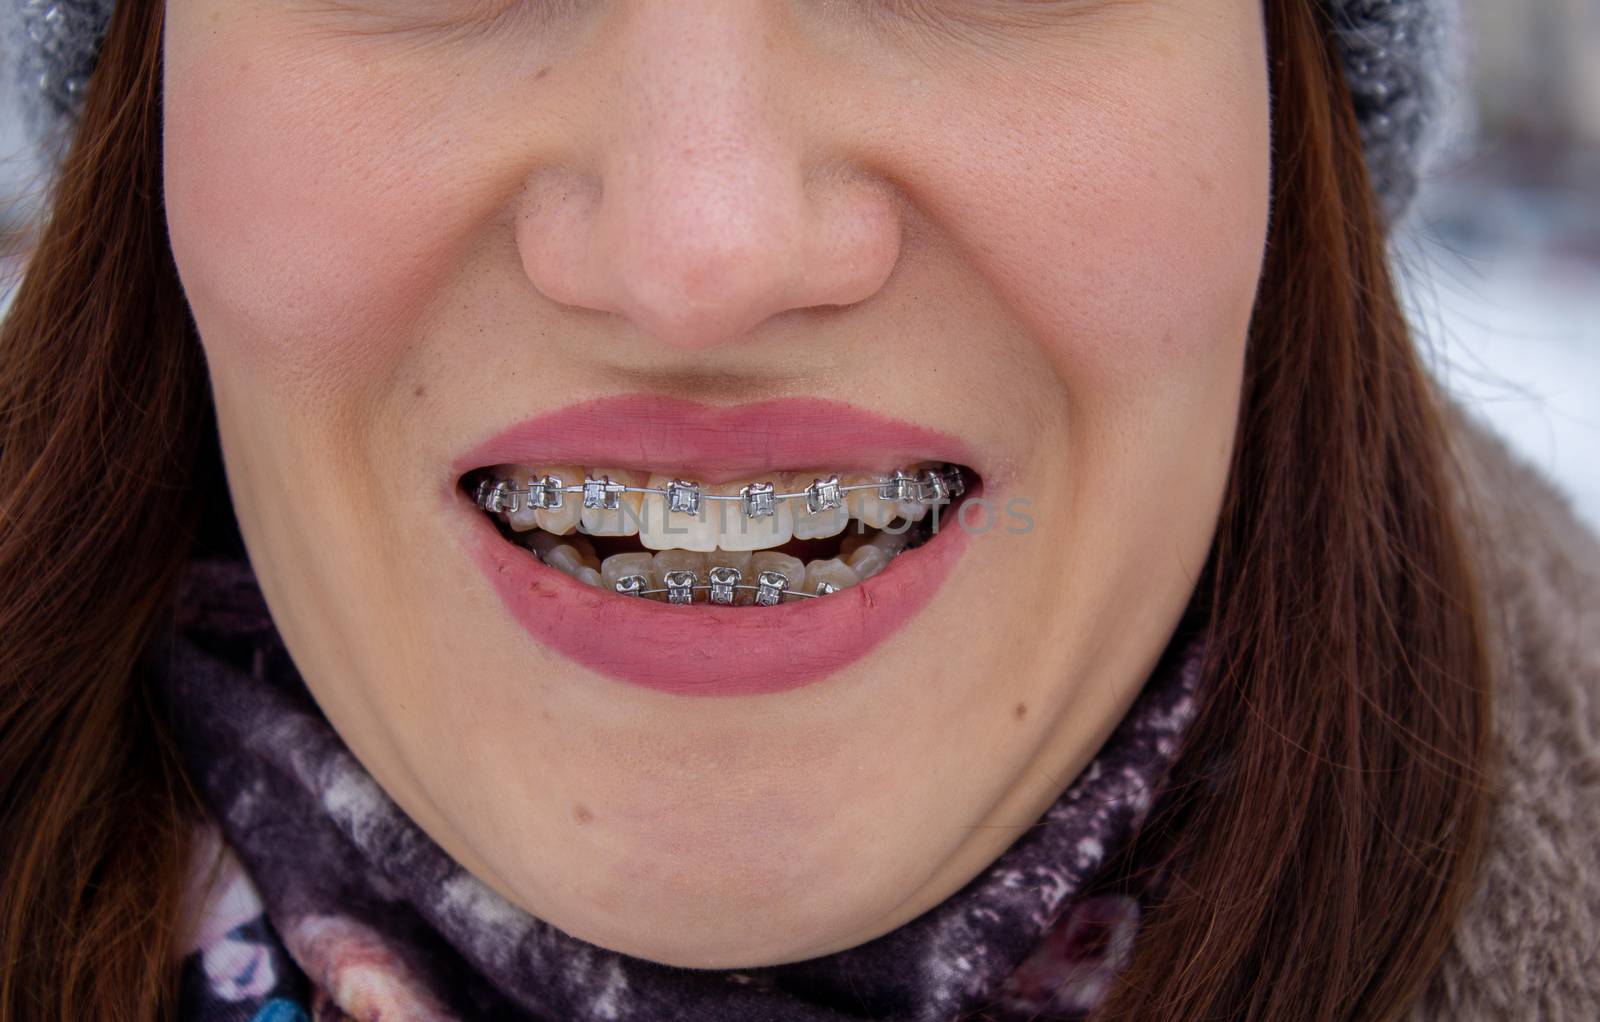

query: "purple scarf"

left=154, top=559, right=1204, bottom=1021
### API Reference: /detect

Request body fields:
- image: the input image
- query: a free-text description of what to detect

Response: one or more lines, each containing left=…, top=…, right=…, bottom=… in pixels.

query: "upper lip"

left=453, top=394, right=981, bottom=485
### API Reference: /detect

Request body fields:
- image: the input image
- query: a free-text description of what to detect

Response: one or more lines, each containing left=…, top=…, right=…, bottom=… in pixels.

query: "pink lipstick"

left=450, top=395, right=983, bottom=697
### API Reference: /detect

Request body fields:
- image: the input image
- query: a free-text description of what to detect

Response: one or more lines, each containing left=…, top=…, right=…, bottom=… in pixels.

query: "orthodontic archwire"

left=472, top=464, right=969, bottom=605
left=596, top=567, right=843, bottom=606
left=472, top=464, right=967, bottom=519
left=621, top=570, right=824, bottom=606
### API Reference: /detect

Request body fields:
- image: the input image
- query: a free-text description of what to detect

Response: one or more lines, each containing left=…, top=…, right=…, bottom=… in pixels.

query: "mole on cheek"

left=574, top=804, right=594, bottom=824
left=1014, top=702, right=1027, bottom=721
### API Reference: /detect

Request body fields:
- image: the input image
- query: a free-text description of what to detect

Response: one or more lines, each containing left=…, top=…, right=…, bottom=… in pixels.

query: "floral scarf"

left=152, top=559, right=1204, bottom=1022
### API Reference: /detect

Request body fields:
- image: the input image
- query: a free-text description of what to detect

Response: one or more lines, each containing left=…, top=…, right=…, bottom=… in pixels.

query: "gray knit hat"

left=6, top=0, right=1461, bottom=223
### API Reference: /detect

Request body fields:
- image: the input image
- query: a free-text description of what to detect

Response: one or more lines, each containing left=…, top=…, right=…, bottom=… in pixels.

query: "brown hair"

left=0, top=1, right=1490, bottom=1019
left=1087, top=0, right=1493, bottom=1018
left=0, top=3, right=212, bottom=1018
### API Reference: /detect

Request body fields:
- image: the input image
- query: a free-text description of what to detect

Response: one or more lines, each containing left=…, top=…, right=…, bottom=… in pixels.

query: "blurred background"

left=1394, top=0, right=1600, bottom=530
left=2, top=0, right=1598, bottom=529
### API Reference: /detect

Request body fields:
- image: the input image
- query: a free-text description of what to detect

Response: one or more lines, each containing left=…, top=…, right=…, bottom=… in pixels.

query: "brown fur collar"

left=1406, top=404, right=1600, bottom=1020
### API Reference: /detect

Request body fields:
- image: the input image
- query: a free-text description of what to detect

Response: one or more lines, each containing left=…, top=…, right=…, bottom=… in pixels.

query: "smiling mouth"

left=462, top=462, right=975, bottom=606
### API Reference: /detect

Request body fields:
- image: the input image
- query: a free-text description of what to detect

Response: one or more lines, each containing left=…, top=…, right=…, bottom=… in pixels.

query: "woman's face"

left=163, top=0, right=1268, bottom=966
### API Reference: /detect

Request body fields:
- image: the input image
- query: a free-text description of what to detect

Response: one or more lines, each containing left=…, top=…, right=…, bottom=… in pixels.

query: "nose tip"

left=511, top=1, right=902, bottom=353
left=518, top=162, right=901, bottom=351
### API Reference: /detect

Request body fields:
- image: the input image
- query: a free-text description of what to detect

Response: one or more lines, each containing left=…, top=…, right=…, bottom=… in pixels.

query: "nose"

left=514, top=2, right=902, bottom=351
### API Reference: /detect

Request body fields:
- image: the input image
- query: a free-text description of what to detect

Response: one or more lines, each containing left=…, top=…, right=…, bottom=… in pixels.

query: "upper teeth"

left=474, top=463, right=965, bottom=553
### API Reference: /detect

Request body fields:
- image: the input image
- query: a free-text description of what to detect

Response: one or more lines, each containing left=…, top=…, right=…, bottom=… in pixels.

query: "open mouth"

left=450, top=395, right=986, bottom=696
left=461, top=462, right=977, bottom=607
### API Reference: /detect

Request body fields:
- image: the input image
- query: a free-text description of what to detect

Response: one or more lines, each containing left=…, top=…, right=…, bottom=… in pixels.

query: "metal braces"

left=611, top=567, right=837, bottom=605
left=475, top=464, right=967, bottom=517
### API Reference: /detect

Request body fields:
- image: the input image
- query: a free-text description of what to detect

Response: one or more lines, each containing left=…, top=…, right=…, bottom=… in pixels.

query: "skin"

left=162, top=0, right=1269, bottom=967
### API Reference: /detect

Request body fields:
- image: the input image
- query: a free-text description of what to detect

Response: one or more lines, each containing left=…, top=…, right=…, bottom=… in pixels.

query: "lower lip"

left=459, top=495, right=976, bottom=698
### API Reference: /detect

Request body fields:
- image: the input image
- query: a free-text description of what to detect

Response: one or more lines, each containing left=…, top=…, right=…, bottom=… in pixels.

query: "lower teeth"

left=494, top=517, right=933, bottom=606
left=468, top=463, right=969, bottom=606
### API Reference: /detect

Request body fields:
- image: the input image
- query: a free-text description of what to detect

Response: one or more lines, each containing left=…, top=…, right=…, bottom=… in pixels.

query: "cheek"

left=162, top=27, right=473, bottom=405
left=926, top=36, right=1270, bottom=406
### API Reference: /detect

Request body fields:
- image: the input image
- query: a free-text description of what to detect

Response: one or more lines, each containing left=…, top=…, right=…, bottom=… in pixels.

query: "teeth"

left=787, top=472, right=850, bottom=540
left=481, top=463, right=964, bottom=599
left=894, top=491, right=931, bottom=524
left=709, top=479, right=793, bottom=552
left=706, top=548, right=753, bottom=578
left=751, top=551, right=805, bottom=589
left=491, top=464, right=586, bottom=534
left=536, top=538, right=906, bottom=601
left=495, top=465, right=541, bottom=532
left=600, top=552, right=658, bottom=591
left=653, top=549, right=707, bottom=580
left=867, top=524, right=912, bottom=558
left=847, top=543, right=892, bottom=581
left=703, top=551, right=756, bottom=604
left=838, top=531, right=870, bottom=560
left=836, top=520, right=909, bottom=562
left=803, top=557, right=859, bottom=595
left=663, top=568, right=698, bottom=604
left=543, top=544, right=589, bottom=575
left=524, top=530, right=565, bottom=561
left=535, top=464, right=583, bottom=534
left=639, top=474, right=719, bottom=552
left=707, top=566, right=741, bottom=604
left=526, top=530, right=603, bottom=583
left=896, top=468, right=950, bottom=523
left=843, top=471, right=898, bottom=529
left=579, top=468, right=646, bottom=537
left=565, top=534, right=601, bottom=569
left=483, top=461, right=962, bottom=549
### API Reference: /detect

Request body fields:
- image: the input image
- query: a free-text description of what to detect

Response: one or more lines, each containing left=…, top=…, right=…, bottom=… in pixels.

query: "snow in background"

left=1396, top=147, right=1600, bottom=532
